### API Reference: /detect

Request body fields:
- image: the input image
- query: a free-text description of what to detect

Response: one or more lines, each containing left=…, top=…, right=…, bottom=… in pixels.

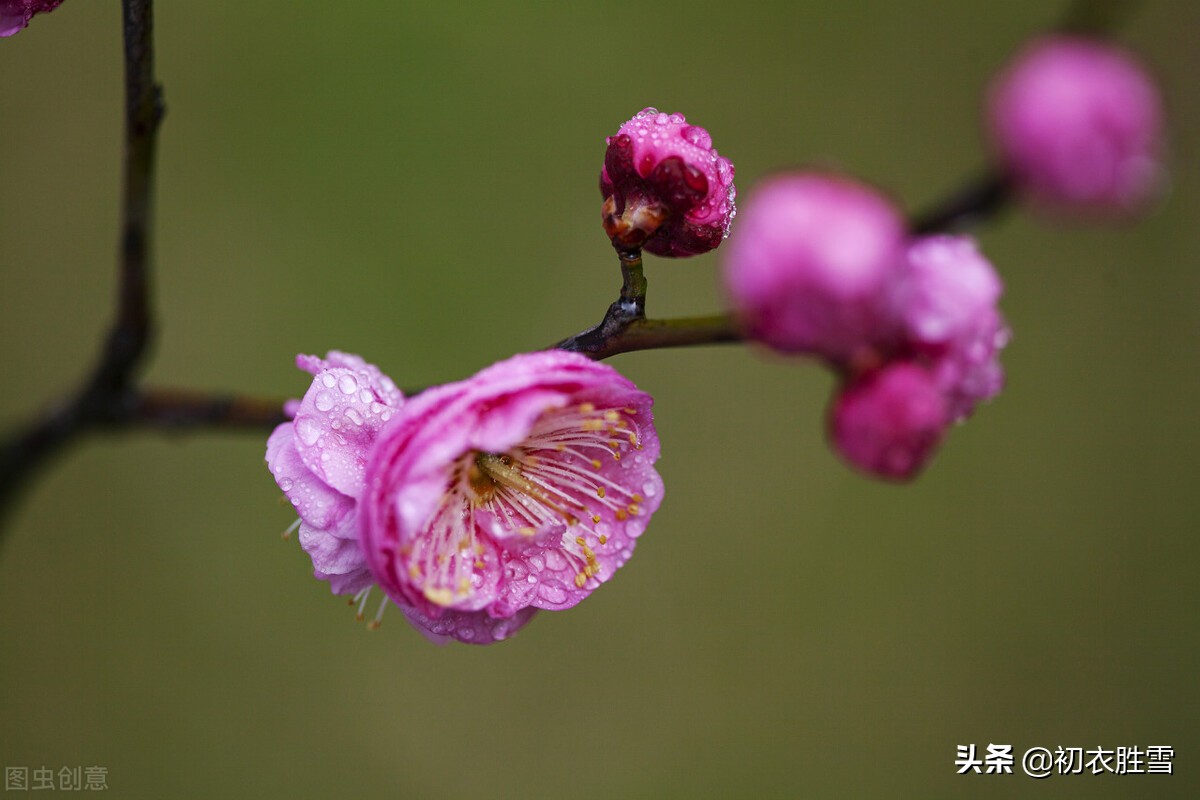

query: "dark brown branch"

left=0, top=0, right=163, bottom=532
left=555, top=314, right=742, bottom=360
left=909, top=170, right=1014, bottom=236
left=129, top=388, right=289, bottom=431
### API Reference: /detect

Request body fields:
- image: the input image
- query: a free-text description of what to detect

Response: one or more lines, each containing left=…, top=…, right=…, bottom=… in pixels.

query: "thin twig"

left=131, top=388, right=289, bottom=431
left=910, top=170, right=1014, bottom=236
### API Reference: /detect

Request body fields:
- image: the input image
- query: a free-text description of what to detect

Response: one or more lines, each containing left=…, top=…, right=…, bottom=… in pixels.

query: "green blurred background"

left=2, top=1, right=1197, bottom=797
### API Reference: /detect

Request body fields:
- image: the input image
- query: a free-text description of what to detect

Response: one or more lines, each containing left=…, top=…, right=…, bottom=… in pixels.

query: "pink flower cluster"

left=0, top=0, right=61, bottom=37
left=722, top=173, right=1008, bottom=480
left=267, top=351, right=662, bottom=644
left=600, top=108, right=736, bottom=257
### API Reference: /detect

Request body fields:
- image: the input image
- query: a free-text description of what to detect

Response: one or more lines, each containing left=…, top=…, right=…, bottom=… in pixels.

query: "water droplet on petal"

left=538, top=583, right=567, bottom=604
left=315, top=390, right=335, bottom=412
left=321, top=373, right=336, bottom=388
left=338, top=374, right=358, bottom=395
left=296, top=417, right=321, bottom=446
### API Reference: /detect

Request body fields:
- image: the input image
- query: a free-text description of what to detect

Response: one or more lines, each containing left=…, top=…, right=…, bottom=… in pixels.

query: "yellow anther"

left=628, top=433, right=638, bottom=446
left=458, top=577, right=472, bottom=595
left=574, top=573, right=587, bottom=588
left=604, top=410, right=620, bottom=423
left=608, top=439, right=620, bottom=449
left=519, top=526, right=537, bottom=537
left=615, top=509, right=628, bottom=521
left=598, top=534, right=608, bottom=544
left=623, top=407, right=638, bottom=415
left=592, top=514, right=602, bottom=524
left=556, top=443, right=566, bottom=451
left=408, top=564, right=421, bottom=578
left=596, top=486, right=606, bottom=498
left=579, top=402, right=596, bottom=414
left=474, top=559, right=485, bottom=569
left=590, top=459, right=602, bottom=469
left=631, top=494, right=644, bottom=503
left=582, top=419, right=605, bottom=432
left=628, top=503, right=640, bottom=516
left=423, top=587, right=454, bottom=607
left=575, top=536, right=587, bottom=547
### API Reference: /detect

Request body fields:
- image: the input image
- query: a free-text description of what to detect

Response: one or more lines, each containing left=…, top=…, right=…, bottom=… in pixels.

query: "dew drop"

left=643, top=482, right=657, bottom=497
left=279, top=478, right=293, bottom=492
left=314, top=391, right=335, bottom=412
left=338, top=374, right=358, bottom=395
left=321, top=373, right=336, bottom=388
left=296, top=417, right=321, bottom=446
left=544, top=550, right=567, bottom=571
left=345, top=408, right=364, bottom=426
left=538, top=583, right=567, bottom=604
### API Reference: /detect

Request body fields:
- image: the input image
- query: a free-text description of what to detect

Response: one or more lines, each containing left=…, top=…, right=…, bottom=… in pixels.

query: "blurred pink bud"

left=600, top=107, right=736, bottom=257
left=721, top=172, right=906, bottom=362
left=830, top=361, right=948, bottom=481
left=895, top=235, right=1009, bottom=422
left=0, top=0, right=62, bottom=37
left=987, top=35, right=1164, bottom=213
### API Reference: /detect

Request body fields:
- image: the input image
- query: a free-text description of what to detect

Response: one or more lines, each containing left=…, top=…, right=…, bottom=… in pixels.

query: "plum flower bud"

left=895, top=235, right=1009, bottom=421
left=600, top=107, right=736, bottom=257
left=721, top=173, right=907, bottom=362
left=830, top=361, right=948, bottom=480
left=360, top=351, right=663, bottom=645
left=0, top=0, right=62, bottom=37
left=987, top=36, right=1164, bottom=213
left=265, top=352, right=405, bottom=596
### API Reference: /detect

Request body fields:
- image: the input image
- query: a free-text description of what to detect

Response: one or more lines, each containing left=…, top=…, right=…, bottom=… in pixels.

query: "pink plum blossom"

left=266, top=351, right=404, bottom=596
left=0, top=0, right=62, bottom=37
left=830, top=361, right=948, bottom=480
left=987, top=36, right=1164, bottom=213
left=721, top=172, right=907, bottom=362
left=600, top=107, right=736, bottom=257
left=360, top=351, right=663, bottom=645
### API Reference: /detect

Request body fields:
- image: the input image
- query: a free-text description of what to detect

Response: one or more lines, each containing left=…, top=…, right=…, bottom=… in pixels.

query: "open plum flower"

left=266, top=352, right=404, bottom=596
left=600, top=107, right=736, bottom=256
left=360, top=351, right=663, bottom=644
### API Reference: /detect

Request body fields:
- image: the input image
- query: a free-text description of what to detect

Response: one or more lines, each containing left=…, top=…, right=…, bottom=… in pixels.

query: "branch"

left=0, top=0, right=163, bottom=531
left=909, top=170, right=1014, bottom=236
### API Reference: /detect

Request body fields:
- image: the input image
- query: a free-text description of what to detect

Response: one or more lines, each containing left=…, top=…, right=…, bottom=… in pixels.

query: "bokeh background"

left=2, top=2, right=1197, bottom=797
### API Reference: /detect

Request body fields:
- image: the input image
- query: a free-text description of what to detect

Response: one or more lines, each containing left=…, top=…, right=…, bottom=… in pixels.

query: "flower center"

left=411, top=402, right=650, bottom=606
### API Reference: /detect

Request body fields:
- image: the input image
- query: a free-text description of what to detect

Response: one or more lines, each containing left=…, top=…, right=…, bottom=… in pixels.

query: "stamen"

left=367, top=596, right=389, bottom=630
left=355, top=586, right=372, bottom=621
left=281, top=517, right=301, bottom=540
